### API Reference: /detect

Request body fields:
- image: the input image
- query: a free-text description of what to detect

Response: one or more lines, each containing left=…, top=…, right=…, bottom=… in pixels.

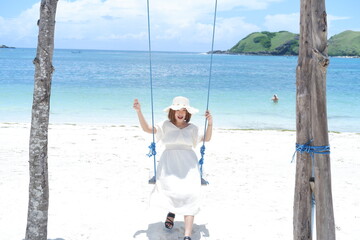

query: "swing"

left=145, top=0, right=218, bottom=186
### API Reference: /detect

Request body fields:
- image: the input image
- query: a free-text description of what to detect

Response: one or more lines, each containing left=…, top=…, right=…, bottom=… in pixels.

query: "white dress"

left=150, top=120, right=202, bottom=215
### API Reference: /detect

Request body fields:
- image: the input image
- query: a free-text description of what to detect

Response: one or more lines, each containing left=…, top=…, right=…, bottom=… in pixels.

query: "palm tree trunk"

left=26, top=1, right=58, bottom=240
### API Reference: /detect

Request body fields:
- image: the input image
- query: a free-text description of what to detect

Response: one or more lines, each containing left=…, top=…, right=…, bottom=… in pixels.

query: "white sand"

left=0, top=123, right=359, bottom=240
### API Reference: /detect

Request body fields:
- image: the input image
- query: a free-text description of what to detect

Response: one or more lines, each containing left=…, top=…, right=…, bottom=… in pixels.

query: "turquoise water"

left=1, top=48, right=359, bottom=132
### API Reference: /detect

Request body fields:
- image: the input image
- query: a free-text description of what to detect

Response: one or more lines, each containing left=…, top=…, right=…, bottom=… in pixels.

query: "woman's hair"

left=168, top=109, right=192, bottom=123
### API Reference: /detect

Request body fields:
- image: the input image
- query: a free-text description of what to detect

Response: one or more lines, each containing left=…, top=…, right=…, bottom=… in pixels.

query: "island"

left=210, top=30, right=360, bottom=57
left=0, top=44, right=15, bottom=48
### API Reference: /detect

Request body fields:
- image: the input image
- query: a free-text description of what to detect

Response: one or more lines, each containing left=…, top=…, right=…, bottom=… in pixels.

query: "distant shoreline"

left=1, top=47, right=359, bottom=57
left=207, top=50, right=360, bottom=58
left=0, top=45, right=15, bottom=49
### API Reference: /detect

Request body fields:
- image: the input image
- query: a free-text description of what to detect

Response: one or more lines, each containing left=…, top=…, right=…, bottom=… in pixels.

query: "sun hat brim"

left=163, top=96, right=199, bottom=115
left=163, top=105, right=199, bottom=115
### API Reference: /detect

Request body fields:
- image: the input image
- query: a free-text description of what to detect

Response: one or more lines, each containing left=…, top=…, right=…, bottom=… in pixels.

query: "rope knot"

left=198, top=144, right=206, bottom=175
left=292, top=139, right=330, bottom=162
left=296, top=142, right=313, bottom=154
left=146, top=142, right=156, bottom=158
left=200, top=145, right=206, bottom=157
left=199, top=145, right=206, bottom=165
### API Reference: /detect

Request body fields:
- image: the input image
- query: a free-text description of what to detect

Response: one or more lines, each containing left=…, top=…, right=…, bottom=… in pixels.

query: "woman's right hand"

left=133, top=99, right=141, bottom=112
left=133, top=98, right=154, bottom=134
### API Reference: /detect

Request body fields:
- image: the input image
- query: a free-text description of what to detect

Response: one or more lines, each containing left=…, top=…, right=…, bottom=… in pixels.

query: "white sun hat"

left=163, top=96, right=199, bottom=114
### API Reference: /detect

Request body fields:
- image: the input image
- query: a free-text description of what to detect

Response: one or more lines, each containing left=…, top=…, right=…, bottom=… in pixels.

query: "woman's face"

left=174, top=108, right=188, bottom=123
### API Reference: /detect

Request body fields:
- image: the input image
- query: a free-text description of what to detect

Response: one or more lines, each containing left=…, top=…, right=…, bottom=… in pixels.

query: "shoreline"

left=1, top=122, right=359, bottom=134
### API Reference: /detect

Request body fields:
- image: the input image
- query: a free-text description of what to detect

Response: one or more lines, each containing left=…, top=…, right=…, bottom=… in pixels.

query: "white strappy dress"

left=150, top=120, right=202, bottom=215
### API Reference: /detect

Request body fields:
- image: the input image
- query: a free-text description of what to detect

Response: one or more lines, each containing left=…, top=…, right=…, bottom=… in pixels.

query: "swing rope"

left=292, top=139, right=330, bottom=235
left=199, top=0, right=218, bottom=185
left=145, top=0, right=218, bottom=185
left=146, top=0, right=156, bottom=184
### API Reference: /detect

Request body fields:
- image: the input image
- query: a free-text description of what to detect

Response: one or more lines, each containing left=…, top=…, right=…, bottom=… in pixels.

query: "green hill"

left=328, top=30, right=360, bottom=56
left=228, top=31, right=299, bottom=55
left=226, top=30, right=360, bottom=57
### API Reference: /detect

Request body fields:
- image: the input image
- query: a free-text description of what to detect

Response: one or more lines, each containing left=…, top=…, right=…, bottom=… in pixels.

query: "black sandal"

left=165, top=212, right=175, bottom=229
left=184, top=237, right=192, bottom=240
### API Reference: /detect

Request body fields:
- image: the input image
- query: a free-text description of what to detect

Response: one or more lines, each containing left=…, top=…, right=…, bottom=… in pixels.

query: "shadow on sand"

left=23, top=238, right=65, bottom=240
left=134, top=221, right=210, bottom=240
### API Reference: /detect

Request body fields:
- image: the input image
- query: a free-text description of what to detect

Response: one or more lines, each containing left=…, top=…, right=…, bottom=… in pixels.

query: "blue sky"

left=0, top=0, right=359, bottom=52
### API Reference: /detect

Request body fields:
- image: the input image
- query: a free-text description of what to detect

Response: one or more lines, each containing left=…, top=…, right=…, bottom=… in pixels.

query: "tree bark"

left=26, top=1, right=58, bottom=240
left=294, top=0, right=314, bottom=239
left=294, top=0, right=335, bottom=239
left=309, top=1, right=335, bottom=239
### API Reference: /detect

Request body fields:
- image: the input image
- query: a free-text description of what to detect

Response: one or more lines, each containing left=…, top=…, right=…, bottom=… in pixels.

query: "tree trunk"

left=309, top=0, right=336, bottom=239
left=294, top=0, right=314, bottom=238
left=26, top=1, right=58, bottom=240
left=294, top=0, right=335, bottom=239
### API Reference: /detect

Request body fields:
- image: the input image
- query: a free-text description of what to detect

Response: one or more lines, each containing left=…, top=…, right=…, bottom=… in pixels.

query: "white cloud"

left=57, top=0, right=144, bottom=23
left=0, top=3, right=39, bottom=40
left=215, top=17, right=261, bottom=49
left=327, top=14, right=351, bottom=36
left=0, top=0, right=283, bottom=50
left=55, top=0, right=268, bottom=50
left=218, top=0, right=283, bottom=11
left=264, top=13, right=300, bottom=33
left=264, top=12, right=352, bottom=37
left=327, top=14, right=351, bottom=31
left=327, top=15, right=350, bottom=21
left=97, top=32, right=147, bottom=40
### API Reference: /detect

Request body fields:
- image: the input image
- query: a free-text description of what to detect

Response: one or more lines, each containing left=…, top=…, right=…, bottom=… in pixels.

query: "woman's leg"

left=184, top=215, right=194, bottom=237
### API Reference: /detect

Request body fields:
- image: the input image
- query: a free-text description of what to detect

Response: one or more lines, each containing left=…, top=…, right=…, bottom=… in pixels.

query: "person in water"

left=271, top=94, right=279, bottom=103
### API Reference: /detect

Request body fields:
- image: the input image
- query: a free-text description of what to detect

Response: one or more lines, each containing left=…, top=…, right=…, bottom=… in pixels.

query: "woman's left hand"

left=205, top=110, right=213, bottom=126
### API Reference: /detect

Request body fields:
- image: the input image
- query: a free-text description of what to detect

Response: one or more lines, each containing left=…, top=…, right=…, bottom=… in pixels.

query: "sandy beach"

left=0, top=123, right=359, bottom=240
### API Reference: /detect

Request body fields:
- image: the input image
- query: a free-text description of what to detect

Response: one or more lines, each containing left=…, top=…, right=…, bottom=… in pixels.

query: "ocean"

left=1, top=48, right=359, bottom=132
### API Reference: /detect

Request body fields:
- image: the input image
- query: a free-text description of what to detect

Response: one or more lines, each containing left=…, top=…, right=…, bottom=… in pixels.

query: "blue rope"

left=199, top=0, right=218, bottom=180
left=292, top=139, right=330, bottom=162
left=146, top=142, right=156, bottom=157
left=199, top=145, right=206, bottom=174
left=146, top=0, right=156, bottom=180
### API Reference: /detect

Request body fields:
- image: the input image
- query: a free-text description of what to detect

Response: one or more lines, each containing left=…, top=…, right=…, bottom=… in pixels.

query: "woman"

left=133, top=96, right=213, bottom=240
